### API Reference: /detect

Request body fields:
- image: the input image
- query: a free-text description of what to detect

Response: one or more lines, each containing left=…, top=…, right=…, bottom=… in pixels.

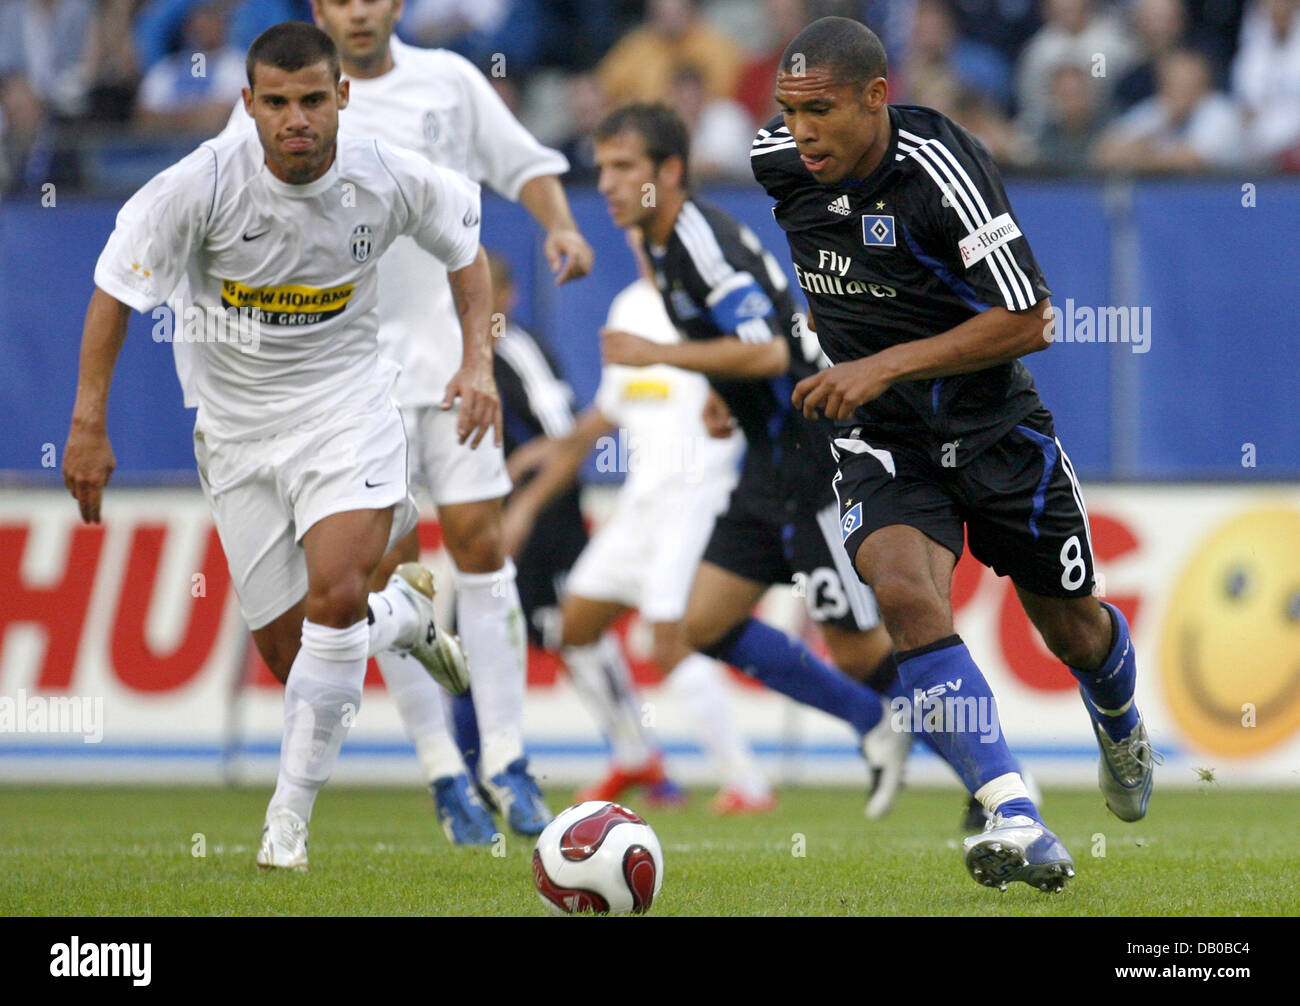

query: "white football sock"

left=267, top=619, right=369, bottom=824
left=670, top=652, right=771, bottom=799
left=455, top=560, right=527, bottom=780
left=375, top=649, right=466, bottom=782
left=367, top=581, right=420, bottom=655
left=563, top=633, right=654, bottom=769
left=974, top=771, right=1033, bottom=815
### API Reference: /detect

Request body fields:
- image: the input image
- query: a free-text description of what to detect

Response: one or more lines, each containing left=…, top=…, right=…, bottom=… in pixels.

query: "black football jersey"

left=752, top=105, right=1053, bottom=463
left=493, top=322, right=585, bottom=527
left=643, top=198, right=836, bottom=511
left=493, top=321, right=576, bottom=455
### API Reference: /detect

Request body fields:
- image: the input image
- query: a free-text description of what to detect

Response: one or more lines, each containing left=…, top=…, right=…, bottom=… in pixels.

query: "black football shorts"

left=701, top=486, right=881, bottom=632
left=513, top=490, right=589, bottom=647
left=832, top=408, right=1097, bottom=599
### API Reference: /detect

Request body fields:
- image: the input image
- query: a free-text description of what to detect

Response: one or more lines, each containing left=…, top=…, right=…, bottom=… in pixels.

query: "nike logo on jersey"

left=364, top=479, right=388, bottom=488
left=827, top=194, right=852, bottom=216
left=462, top=208, right=479, bottom=227
left=242, top=229, right=270, bottom=241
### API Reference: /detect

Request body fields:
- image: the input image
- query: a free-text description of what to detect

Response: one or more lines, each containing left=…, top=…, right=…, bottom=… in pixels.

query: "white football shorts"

left=566, top=474, right=735, bottom=624
left=401, top=404, right=513, bottom=508
left=195, top=393, right=417, bottom=630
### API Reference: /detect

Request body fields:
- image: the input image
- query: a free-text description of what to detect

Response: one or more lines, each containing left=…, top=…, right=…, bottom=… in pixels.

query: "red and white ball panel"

left=532, top=801, right=665, bottom=915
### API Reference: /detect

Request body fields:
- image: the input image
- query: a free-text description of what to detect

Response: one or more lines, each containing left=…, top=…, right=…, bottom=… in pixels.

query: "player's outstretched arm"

left=500, top=406, right=614, bottom=558
left=793, top=299, right=1053, bottom=421
left=519, top=176, right=593, bottom=285
left=64, top=288, right=131, bottom=523
left=443, top=246, right=503, bottom=448
left=601, top=329, right=788, bottom=380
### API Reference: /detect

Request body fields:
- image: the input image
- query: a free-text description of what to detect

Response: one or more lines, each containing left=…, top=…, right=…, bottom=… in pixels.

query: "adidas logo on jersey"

left=827, top=194, right=852, bottom=215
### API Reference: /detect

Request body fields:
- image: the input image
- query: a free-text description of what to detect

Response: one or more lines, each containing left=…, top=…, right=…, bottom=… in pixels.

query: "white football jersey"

left=96, top=128, right=482, bottom=441
left=211, top=36, right=569, bottom=408
left=595, top=279, right=744, bottom=502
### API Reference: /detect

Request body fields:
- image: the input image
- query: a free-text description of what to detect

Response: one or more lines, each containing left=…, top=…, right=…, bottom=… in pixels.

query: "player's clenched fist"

left=63, top=423, right=116, bottom=524
left=792, top=357, right=893, bottom=421
left=441, top=358, right=503, bottom=449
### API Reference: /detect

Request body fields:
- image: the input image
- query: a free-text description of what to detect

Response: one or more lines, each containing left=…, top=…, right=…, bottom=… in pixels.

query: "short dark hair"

left=246, top=21, right=340, bottom=88
left=594, top=103, right=691, bottom=191
left=780, top=16, right=888, bottom=91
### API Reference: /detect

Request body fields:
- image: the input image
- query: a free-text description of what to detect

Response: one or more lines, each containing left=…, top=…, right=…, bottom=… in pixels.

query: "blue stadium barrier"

left=1130, top=181, right=1300, bottom=476
left=2, top=179, right=1297, bottom=480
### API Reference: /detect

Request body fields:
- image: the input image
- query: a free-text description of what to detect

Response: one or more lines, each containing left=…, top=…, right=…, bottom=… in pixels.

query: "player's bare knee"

left=681, top=612, right=726, bottom=653
left=871, top=571, right=950, bottom=648
left=266, top=652, right=293, bottom=684
left=824, top=624, right=893, bottom=681
left=1041, top=618, right=1109, bottom=670
left=1024, top=595, right=1111, bottom=669
left=871, top=569, right=942, bottom=619
left=449, top=521, right=505, bottom=574
left=559, top=595, right=605, bottom=648
left=559, top=615, right=600, bottom=649
left=651, top=624, right=691, bottom=672
left=305, top=574, right=371, bottom=628
left=254, top=636, right=296, bottom=684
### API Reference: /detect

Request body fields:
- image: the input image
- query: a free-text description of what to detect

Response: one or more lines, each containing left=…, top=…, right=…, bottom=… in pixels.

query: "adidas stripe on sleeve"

left=900, top=128, right=1048, bottom=313
left=675, top=201, right=779, bottom=344
left=495, top=325, right=576, bottom=440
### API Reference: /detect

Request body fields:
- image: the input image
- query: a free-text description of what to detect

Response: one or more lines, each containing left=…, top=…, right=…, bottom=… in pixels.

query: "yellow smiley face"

left=1161, top=507, right=1300, bottom=757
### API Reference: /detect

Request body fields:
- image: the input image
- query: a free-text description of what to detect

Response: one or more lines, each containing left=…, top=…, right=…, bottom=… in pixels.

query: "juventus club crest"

left=350, top=224, right=374, bottom=263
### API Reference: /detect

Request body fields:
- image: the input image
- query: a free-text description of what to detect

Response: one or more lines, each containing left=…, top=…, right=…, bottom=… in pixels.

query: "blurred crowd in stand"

left=3, top=0, right=1298, bottom=195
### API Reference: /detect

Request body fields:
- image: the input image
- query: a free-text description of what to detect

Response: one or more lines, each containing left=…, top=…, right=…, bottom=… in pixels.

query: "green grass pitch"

left=2, top=785, right=1296, bottom=916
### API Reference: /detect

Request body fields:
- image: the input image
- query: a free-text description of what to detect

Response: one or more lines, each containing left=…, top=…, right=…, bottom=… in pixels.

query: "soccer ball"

left=532, top=801, right=664, bottom=915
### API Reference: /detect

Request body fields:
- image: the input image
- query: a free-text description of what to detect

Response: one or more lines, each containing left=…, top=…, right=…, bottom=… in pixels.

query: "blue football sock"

left=715, top=619, right=883, bottom=734
left=887, top=661, right=1033, bottom=817
left=896, top=635, right=1036, bottom=819
left=995, top=797, right=1039, bottom=821
left=884, top=663, right=946, bottom=760
left=1070, top=602, right=1140, bottom=742
left=450, top=689, right=482, bottom=779
left=886, top=667, right=1033, bottom=793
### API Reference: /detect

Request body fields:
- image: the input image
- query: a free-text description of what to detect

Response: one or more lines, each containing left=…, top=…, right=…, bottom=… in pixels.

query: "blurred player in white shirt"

left=62, top=22, right=496, bottom=869
left=506, top=239, right=777, bottom=813
left=209, top=0, right=594, bottom=840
